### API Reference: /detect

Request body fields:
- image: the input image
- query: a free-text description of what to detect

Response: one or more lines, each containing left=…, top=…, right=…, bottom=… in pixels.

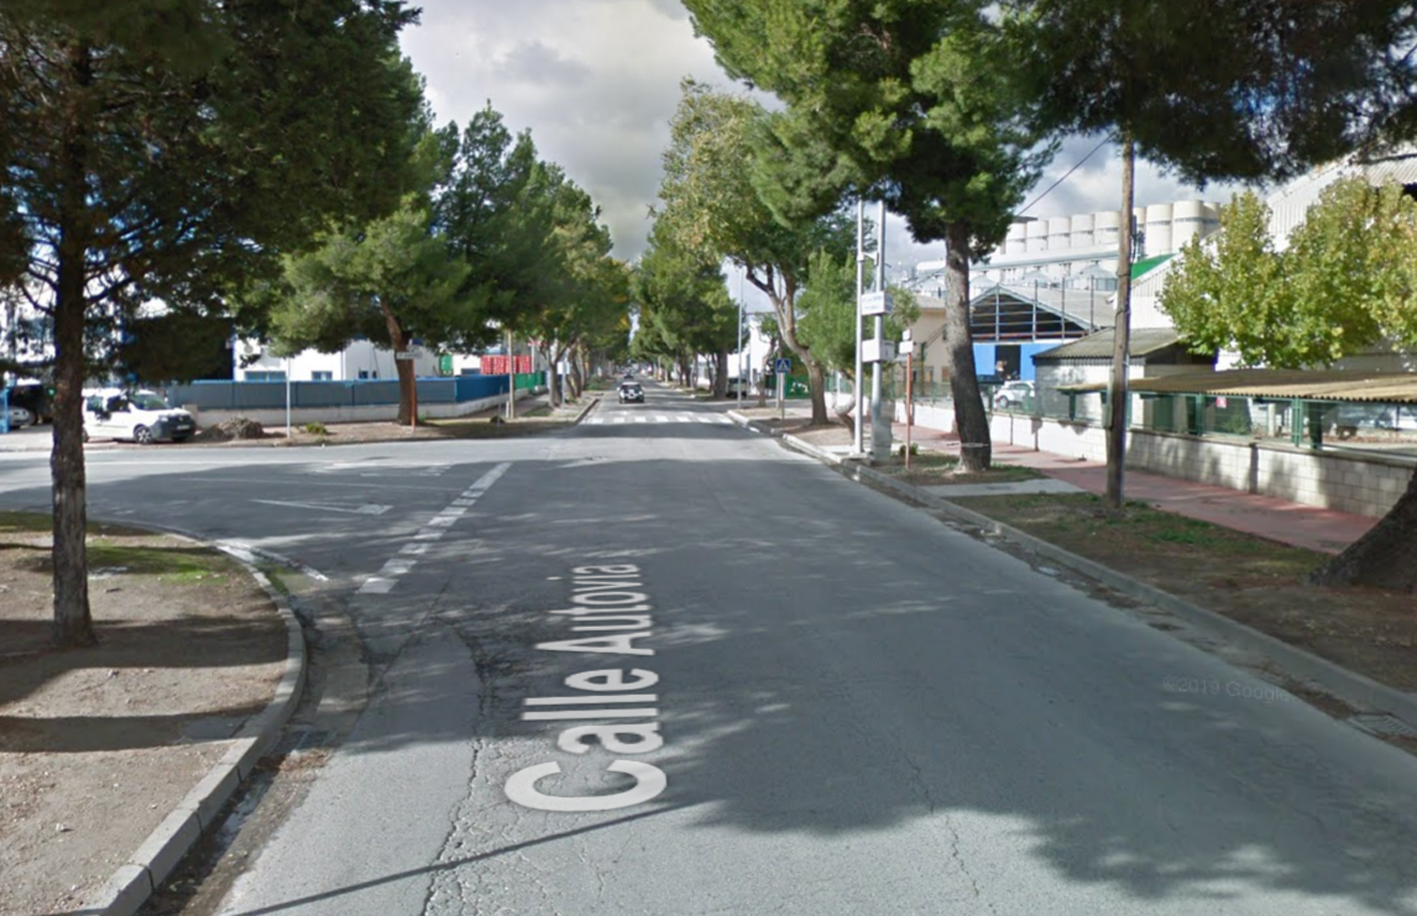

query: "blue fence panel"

left=416, top=378, right=458, bottom=404
left=170, top=376, right=512, bottom=411
left=455, top=375, right=508, bottom=401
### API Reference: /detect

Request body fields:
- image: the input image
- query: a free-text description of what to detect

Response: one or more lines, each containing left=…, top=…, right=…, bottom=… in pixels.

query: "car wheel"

left=133, top=424, right=154, bottom=444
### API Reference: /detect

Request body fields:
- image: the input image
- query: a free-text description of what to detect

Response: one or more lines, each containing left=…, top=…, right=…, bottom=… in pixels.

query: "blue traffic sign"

left=773, top=358, right=792, bottom=372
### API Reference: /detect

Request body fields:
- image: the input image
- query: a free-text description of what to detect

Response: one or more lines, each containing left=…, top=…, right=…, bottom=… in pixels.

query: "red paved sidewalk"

left=886, top=418, right=1377, bottom=556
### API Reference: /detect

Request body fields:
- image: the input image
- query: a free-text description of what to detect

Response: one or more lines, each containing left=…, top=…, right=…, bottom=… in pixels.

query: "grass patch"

left=952, top=492, right=1326, bottom=573
left=86, top=542, right=230, bottom=582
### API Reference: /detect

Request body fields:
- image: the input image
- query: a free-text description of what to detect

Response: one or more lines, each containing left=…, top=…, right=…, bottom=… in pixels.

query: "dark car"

left=618, top=382, right=644, bottom=404
left=7, top=383, right=54, bottom=424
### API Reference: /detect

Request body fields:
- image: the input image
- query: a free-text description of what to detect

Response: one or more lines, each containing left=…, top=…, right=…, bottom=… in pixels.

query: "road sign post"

left=774, top=357, right=791, bottom=420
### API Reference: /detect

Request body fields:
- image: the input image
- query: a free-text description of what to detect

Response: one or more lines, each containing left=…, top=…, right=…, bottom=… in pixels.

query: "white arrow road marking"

left=252, top=499, right=391, bottom=516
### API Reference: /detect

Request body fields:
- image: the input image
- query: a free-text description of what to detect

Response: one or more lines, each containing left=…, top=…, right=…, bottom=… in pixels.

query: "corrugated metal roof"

left=1034, top=328, right=1188, bottom=361
left=1130, top=254, right=1173, bottom=279
left=1061, top=368, right=1417, bottom=403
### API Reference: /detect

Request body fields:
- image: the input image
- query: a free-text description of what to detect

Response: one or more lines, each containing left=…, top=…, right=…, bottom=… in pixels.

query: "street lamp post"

left=737, top=273, right=744, bottom=409
left=853, top=199, right=865, bottom=456
left=870, top=199, right=889, bottom=462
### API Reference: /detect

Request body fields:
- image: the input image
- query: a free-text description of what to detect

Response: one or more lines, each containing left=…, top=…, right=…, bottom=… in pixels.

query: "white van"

left=83, top=388, right=196, bottom=444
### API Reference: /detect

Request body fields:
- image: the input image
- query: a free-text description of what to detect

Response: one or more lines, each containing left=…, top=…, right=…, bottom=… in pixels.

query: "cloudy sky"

left=399, top=0, right=1254, bottom=276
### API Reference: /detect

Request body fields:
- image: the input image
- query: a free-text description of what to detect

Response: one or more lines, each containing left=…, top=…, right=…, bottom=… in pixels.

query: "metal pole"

left=505, top=328, right=515, bottom=421
left=285, top=356, right=292, bottom=439
left=737, top=273, right=744, bottom=408
left=854, top=199, right=865, bottom=455
left=870, top=200, right=886, bottom=461
left=905, top=349, right=913, bottom=469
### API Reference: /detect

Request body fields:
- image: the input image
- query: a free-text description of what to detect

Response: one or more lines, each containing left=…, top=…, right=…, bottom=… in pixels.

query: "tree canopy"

left=1161, top=179, right=1417, bottom=368
left=1, top=0, right=423, bottom=646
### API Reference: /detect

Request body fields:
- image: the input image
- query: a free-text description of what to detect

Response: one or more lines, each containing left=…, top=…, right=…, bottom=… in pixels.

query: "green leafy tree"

left=1161, top=177, right=1417, bottom=592
left=267, top=197, right=473, bottom=425
left=633, top=232, right=737, bottom=392
left=685, top=0, right=1047, bottom=470
left=1006, top=0, right=1417, bottom=506
left=1, top=0, right=422, bottom=646
left=796, top=251, right=917, bottom=436
left=653, top=79, right=856, bottom=422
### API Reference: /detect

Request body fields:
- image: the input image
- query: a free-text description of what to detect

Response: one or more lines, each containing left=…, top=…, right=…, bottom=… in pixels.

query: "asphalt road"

left=4, top=379, right=1417, bottom=915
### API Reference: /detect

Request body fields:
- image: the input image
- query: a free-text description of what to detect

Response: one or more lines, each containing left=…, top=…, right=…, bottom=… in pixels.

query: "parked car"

left=82, top=388, right=196, bottom=444
left=993, top=380, right=1035, bottom=410
left=7, top=382, right=53, bottom=424
left=618, top=382, right=645, bottom=404
left=725, top=378, right=754, bottom=397
left=6, top=404, right=34, bottom=428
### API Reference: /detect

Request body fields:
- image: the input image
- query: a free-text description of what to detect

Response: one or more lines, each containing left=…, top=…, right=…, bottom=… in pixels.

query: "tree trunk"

left=942, top=221, right=991, bottom=472
left=51, top=40, right=96, bottom=649
left=381, top=304, right=414, bottom=425
left=546, top=343, right=561, bottom=408
left=1106, top=134, right=1137, bottom=509
left=1312, top=468, right=1417, bottom=591
left=835, top=375, right=857, bottom=438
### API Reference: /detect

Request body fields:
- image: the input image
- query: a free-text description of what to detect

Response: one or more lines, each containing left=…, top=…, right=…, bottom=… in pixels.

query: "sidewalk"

left=803, top=406, right=1379, bottom=556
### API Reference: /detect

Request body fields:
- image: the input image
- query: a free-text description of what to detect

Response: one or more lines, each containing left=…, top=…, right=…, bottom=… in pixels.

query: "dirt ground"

left=0, top=516, right=285, bottom=916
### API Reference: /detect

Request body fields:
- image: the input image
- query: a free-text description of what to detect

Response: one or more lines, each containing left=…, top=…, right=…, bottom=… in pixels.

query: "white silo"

left=1144, top=203, right=1173, bottom=255
left=1026, top=219, right=1048, bottom=253
left=1048, top=216, right=1071, bottom=250
left=1095, top=210, right=1121, bottom=248
left=1005, top=221, right=1028, bottom=256
left=1170, top=200, right=1209, bottom=249
left=1070, top=213, right=1095, bottom=249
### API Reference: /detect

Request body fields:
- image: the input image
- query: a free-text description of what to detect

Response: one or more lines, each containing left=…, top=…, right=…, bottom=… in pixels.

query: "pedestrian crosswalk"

left=586, top=414, right=736, bottom=426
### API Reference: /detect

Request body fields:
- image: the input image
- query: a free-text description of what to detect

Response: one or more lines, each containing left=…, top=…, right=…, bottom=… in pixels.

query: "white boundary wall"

left=899, top=400, right=1411, bottom=519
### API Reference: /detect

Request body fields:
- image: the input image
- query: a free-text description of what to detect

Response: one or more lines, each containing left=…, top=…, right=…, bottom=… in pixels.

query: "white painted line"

left=613, top=417, right=627, bottom=424
left=656, top=415, right=671, bottom=423
left=439, top=506, right=468, bottom=518
left=588, top=418, right=604, bottom=425
left=695, top=416, right=713, bottom=424
left=357, top=577, right=396, bottom=595
left=676, top=416, right=692, bottom=423
left=414, top=529, right=445, bottom=540
left=399, top=543, right=430, bottom=555
left=451, top=499, right=477, bottom=507
left=634, top=417, right=648, bottom=424
left=380, top=558, right=416, bottom=576
left=426, top=515, right=458, bottom=528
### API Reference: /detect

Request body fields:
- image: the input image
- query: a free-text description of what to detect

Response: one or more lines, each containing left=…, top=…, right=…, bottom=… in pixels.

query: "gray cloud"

left=401, top=3, right=1250, bottom=268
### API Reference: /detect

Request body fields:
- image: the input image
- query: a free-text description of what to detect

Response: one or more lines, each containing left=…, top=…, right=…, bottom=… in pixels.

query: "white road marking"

left=357, top=577, right=396, bottom=594
left=252, top=499, right=391, bottom=515
left=356, top=462, right=511, bottom=596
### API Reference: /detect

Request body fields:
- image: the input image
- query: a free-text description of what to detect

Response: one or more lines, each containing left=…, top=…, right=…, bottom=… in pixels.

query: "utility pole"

left=505, top=327, right=517, bottom=421
left=853, top=199, right=865, bottom=456
left=870, top=200, right=889, bottom=462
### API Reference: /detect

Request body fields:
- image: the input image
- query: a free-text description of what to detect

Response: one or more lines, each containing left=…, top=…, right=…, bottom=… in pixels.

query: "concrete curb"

left=739, top=415, right=1417, bottom=734
left=85, top=551, right=308, bottom=916
left=573, top=396, right=601, bottom=425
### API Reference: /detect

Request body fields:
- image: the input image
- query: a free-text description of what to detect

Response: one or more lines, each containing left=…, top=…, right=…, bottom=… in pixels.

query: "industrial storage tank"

left=1026, top=219, right=1049, bottom=253
left=1069, top=213, right=1095, bottom=249
left=1170, top=200, right=1210, bottom=249
left=1048, top=216, right=1072, bottom=250
left=1094, top=210, right=1121, bottom=247
left=1144, top=203, right=1174, bottom=255
left=1005, top=221, right=1028, bottom=256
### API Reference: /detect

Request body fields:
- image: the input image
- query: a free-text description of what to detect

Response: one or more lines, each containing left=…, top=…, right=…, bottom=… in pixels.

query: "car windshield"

left=128, top=392, right=171, bottom=410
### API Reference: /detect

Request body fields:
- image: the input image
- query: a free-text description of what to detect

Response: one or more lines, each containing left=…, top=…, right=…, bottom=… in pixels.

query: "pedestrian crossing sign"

left=774, top=358, right=792, bottom=372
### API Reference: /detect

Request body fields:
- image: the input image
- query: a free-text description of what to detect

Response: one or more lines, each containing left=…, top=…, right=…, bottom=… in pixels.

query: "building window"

left=358, top=370, right=369, bottom=380
left=311, top=371, right=333, bottom=381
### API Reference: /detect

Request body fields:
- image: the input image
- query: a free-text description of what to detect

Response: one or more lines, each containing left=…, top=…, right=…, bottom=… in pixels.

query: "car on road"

left=618, top=382, right=645, bottom=404
left=82, top=388, right=197, bottom=444
left=724, top=378, right=755, bottom=397
left=992, top=380, right=1035, bottom=410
